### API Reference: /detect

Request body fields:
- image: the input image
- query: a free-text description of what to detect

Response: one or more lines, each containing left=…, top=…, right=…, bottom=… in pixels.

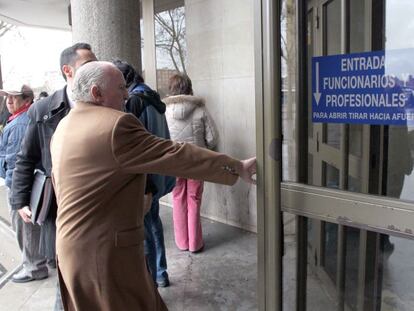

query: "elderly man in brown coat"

left=50, top=61, right=256, bottom=311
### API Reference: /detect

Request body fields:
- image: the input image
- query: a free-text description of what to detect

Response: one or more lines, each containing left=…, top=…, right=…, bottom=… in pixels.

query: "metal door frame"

left=255, top=0, right=283, bottom=310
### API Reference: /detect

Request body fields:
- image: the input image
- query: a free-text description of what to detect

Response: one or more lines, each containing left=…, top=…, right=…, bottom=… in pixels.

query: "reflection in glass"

left=350, top=0, right=366, bottom=163
left=400, top=129, right=414, bottom=202
left=382, top=1, right=414, bottom=204
left=344, top=228, right=360, bottom=310
left=302, top=0, right=414, bottom=310
left=350, top=0, right=365, bottom=53
left=385, top=0, right=414, bottom=50
left=324, top=0, right=341, bottom=56
left=382, top=236, right=414, bottom=310
left=308, top=153, right=313, bottom=185
left=348, top=175, right=361, bottom=193
left=323, top=162, right=339, bottom=189
left=323, top=222, right=338, bottom=283
left=348, top=0, right=365, bottom=162
left=324, top=0, right=341, bottom=149
left=283, top=212, right=297, bottom=310
left=387, top=126, right=414, bottom=199
left=325, top=124, right=341, bottom=149
left=349, top=125, right=362, bottom=157
left=281, top=0, right=297, bottom=182
left=308, top=228, right=414, bottom=311
left=323, top=163, right=339, bottom=284
left=307, top=220, right=337, bottom=311
left=307, top=9, right=314, bottom=139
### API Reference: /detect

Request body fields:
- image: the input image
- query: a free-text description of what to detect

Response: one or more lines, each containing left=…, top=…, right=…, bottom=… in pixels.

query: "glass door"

left=306, top=2, right=374, bottom=309
left=281, top=0, right=414, bottom=310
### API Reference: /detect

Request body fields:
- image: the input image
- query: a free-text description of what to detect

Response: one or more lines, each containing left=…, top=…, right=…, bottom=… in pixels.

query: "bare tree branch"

left=154, top=7, right=187, bottom=74
left=0, top=20, right=15, bottom=38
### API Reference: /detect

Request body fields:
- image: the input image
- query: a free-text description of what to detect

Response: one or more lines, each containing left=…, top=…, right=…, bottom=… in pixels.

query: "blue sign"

left=312, top=49, right=414, bottom=125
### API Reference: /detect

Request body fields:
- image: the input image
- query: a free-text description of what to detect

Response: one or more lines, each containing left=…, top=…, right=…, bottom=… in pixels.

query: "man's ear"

left=24, top=98, right=33, bottom=105
left=62, top=65, right=73, bottom=80
left=91, top=85, right=102, bottom=103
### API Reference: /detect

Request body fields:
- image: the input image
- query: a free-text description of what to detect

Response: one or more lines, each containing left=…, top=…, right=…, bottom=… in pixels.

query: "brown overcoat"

left=50, top=102, right=241, bottom=311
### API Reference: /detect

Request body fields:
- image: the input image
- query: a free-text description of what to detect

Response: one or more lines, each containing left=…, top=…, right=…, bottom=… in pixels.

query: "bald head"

left=72, top=61, right=128, bottom=110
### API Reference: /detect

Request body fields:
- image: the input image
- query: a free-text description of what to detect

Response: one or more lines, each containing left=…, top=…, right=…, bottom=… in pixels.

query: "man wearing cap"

left=10, top=43, right=96, bottom=310
left=0, top=85, right=46, bottom=283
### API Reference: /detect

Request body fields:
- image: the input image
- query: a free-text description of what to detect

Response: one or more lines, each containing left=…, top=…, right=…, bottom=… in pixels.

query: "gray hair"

left=72, top=61, right=113, bottom=102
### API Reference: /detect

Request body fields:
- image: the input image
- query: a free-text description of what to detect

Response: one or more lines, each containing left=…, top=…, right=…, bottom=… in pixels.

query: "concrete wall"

left=185, top=0, right=257, bottom=232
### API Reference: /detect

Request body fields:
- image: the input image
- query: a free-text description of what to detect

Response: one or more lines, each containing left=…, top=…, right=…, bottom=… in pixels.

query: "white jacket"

left=164, top=95, right=218, bottom=149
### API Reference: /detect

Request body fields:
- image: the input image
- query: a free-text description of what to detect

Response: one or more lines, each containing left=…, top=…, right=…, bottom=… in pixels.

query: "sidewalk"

left=0, top=194, right=259, bottom=311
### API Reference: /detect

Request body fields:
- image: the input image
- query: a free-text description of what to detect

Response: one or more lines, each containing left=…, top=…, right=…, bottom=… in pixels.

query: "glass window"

left=381, top=236, right=414, bottom=310
left=281, top=0, right=298, bottom=182
left=348, top=0, right=365, bottom=159
left=296, top=0, right=414, bottom=310
left=306, top=220, right=337, bottom=311
left=324, top=0, right=341, bottom=55
left=307, top=9, right=314, bottom=139
left=349, top=125, right=363, bottom=157
left=323, top=0, right=341, bottom=149
left=323, top=222, right=338, bottom=283
left=383, top=0, right=414, bottom=203
left=348, top=174, right=362, bottom=193
left=323, top=162, right=339, bottom=189
left=349, top=0, right=365, bottom=53
left=385, top=0, right=414, bottom=50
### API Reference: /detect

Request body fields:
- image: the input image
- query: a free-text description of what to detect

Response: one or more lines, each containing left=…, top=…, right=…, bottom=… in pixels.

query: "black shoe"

left=157, top=277, right=170, bottom=288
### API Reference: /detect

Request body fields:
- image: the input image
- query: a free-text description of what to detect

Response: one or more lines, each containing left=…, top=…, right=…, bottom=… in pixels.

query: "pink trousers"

left=172, top=178, right=204, bottom=252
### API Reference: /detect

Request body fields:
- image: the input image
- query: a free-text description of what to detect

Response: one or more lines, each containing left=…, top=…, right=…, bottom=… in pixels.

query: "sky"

left=385, top=0, right=414, bottom=50
left=0, top=23, right=174, bottom=93
left=0, top=26, right=72, bottom=92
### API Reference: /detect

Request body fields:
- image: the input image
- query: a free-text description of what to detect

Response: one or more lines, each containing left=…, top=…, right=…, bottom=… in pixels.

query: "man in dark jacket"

left=114, top=60, right=175, bottom=287
left=11, top=43, right=97, bottom=310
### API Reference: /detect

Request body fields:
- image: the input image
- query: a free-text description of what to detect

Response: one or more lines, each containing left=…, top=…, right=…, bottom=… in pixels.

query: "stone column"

left=141, top=0, right=157, bottom=89
left=71, top=0, right=142, bottom=73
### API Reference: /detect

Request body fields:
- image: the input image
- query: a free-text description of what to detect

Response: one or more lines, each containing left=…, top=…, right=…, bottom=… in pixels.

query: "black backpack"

left=125, top=90, right=166, bottom=119
left=125, top=91, right=150, bottom=118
